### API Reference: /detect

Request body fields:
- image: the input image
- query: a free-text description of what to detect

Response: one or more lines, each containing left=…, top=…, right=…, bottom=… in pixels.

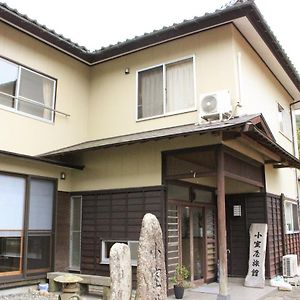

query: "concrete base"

left=216, top=295, right=231, bottom=300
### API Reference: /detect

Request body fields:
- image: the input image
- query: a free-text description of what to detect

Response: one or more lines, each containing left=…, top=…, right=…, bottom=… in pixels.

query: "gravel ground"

left=0, top=289, right=59, bottom=300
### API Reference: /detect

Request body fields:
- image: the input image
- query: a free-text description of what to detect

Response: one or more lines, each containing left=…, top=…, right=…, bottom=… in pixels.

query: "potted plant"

left=171, top=265, right=190, bottom=299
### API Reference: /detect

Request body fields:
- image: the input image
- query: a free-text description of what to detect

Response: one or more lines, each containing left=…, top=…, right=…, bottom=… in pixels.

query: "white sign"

left=244, top=223, right=268, bottom=288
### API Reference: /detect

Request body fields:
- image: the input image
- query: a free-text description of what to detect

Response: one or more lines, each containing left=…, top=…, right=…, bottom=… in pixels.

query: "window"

left=69, top=196, right=82, bottom=271
left=0, top=174, right=26, bottom=275
left=284, top=201, right=299, bottom=233
left=27, top=178, right=55, bottom=273
left=278, top=103, right=292, bottom=138
left=101, top=240, right=138, bottom=266
left=0, top=57, right=55, bottom=122
left=137, top=57, right=195, bottom=119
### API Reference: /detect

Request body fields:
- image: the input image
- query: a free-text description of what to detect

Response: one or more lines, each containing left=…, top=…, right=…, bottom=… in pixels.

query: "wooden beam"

left=224, top=171, right=264, bottom=187
left=239, top=134, right=281, bottom=162
left=164, top=171, right=217, bottom=180
left=273, top=163, right=290, bottom=168
left=217, top=147, right=229, bottom=298
left=222, top=131, right=241, bottom=141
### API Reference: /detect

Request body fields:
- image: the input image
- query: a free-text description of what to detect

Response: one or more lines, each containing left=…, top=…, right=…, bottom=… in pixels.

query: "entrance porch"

left=167, top=278, right=277, bottom=300
left=163, top=144, right=267, bottom=298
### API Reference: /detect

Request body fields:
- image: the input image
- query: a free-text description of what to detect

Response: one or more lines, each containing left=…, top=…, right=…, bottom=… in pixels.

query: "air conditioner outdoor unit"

left=283, top=254, right=298, bottom=277
left=198, top=90, right=232, bottom=122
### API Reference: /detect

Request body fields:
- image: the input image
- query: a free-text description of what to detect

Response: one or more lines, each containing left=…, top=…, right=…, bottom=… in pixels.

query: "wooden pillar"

left=217, top=147, right=230, bottom=300
left=190, top=208, right=194, bottom=281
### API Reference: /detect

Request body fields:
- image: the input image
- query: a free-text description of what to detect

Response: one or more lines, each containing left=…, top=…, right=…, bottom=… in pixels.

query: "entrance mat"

left=192, top=283, right=225, bottom=295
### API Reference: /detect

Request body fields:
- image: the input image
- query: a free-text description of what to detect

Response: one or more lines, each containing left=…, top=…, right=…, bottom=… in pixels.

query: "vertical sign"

left=244, top=223, right=268, bottom=288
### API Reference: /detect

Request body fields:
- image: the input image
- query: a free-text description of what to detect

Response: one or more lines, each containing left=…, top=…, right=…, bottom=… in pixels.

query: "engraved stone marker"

left=244, top=223, right=268, bottom=288
left=136, top=213, right=167, bottom=300
left=110, top=243, right=132, bottom=300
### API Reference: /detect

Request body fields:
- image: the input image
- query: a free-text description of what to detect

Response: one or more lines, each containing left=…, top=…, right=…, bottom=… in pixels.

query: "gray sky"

left=2, top=0, right=300, bottom=73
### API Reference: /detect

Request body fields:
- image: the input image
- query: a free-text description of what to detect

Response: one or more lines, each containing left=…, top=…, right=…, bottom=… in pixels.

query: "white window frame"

left=69, top=196, right=82, bottom=271
left=100, top=240, right=138, bottom=266
left=136, top=55, right=197, bottom=121
left=284, top=200, right=300, bottom=234
left=0, top=57, right=56, bottom=123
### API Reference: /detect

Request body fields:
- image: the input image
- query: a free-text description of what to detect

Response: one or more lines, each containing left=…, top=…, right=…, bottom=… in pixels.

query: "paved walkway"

left=167, top=278, right=300, bottom=300
left=260, top=286, right=300, bottom=300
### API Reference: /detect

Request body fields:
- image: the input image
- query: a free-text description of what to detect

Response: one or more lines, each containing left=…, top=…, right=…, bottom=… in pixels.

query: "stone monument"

left=136, top=213, right=167, bottom=300
left=244, top=223, right=268, bottom=288
left=109, top=243, right=132, bottom=300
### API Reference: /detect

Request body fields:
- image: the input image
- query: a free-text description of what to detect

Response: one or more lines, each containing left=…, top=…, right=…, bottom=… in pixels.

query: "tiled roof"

left=0, top=2, right=89, bottom=52
left=0, top=0, right=299, bottom=91
left=40, top=114, right=263, bottom=156
left=40, top=113, right=300, bottom=170
left=91, top=0, right=251, bottom=54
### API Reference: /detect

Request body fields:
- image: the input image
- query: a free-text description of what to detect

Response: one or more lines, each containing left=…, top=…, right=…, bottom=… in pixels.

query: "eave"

left=0, top=1, right=299, bottom=100
left=40, top=114, right=300, bottom=170
left=0, top=149, right=84, bottom=170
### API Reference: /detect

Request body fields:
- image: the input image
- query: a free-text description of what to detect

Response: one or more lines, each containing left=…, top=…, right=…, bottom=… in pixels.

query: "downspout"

left=289, top=101, right=300, bottom=206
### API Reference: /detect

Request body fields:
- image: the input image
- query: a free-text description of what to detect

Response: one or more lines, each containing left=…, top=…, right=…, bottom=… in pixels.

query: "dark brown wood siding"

left=227, top=193, right=300, bottom=279
left=79, top=186, right=166, bottom=286
left=226, top=194, right=267, bottom=277
left=54, top=191, right=71, bottom=272
left=265, top=194, right=284, bottom=278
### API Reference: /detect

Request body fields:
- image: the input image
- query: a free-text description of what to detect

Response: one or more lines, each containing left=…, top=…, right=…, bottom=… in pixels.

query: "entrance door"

left=181, top=207, right=204, bottom=281
left=167, top=183, right=217, bottom=285
left=226, top=197, right=248, bottom=276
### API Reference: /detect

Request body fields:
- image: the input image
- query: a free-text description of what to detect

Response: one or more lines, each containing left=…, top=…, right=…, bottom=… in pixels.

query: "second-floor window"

left=0, top=57, right=56, bottom=122
left=137, top=57, right=195, bottom=120
left=278, top=103, right=292, bottom=139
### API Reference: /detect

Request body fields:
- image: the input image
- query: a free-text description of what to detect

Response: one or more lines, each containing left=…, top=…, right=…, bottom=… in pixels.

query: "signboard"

left=244, top=223, right=268, bottom=288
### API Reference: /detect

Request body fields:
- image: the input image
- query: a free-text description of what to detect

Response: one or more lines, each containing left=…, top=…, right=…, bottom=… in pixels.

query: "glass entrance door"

left=193, top=208, right=204, bottom=280
left=181, top=207, right=204, bottom=281
left=167, top=183, right=216, bottom=285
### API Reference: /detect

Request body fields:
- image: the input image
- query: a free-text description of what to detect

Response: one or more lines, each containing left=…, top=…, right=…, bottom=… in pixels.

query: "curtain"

left=166, top=58, right=194, bottom=113
left=282, top=109, right=292, bottom=138
left=292, top=204, right=299, bottom=231
left=138, top=66, right=163, bottom=118
left=0, top=174, right=26, bottom=236
left=42, top=78, right=54, bottom=120
left=19, top=68, right=54, bottom=120
left=285, top=203, right=293, bottom=231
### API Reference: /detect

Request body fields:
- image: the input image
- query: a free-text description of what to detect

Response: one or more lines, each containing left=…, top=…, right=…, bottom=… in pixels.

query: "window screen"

left=28, top=179, right=54, bottom=231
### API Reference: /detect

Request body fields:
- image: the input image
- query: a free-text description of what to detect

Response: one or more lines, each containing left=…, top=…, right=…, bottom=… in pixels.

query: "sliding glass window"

left=27, top=179, right=54, bottom=274
left=0, top=57, right=56, bottom=122
left=0, top=174, right=25, bottom=275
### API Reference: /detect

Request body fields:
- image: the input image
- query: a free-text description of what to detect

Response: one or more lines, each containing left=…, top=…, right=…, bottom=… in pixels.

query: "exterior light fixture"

left=233, top=205, right=242, bottom=217
left=125, top=67, right=130, bottom=74
left=60, top=172, right=66, bottom=180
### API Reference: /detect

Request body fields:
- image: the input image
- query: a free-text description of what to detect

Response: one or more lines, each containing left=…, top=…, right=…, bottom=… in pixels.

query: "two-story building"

left=0, top=0, right=299, bottom=298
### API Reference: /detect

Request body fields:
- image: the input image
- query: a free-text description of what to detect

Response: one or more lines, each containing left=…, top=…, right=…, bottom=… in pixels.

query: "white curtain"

left=42, top=78, right=53, bottom=120
left=138, top=66, right=163, bottom=118
left=0, top=174, right=26, bottom=235
left=285, top=203, right=293, bottom=231
left=166, top=58, right=194, bottom=112
left=283, top=109, right=292, bottom=138
left=292, top=204, right=299, bottom=231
